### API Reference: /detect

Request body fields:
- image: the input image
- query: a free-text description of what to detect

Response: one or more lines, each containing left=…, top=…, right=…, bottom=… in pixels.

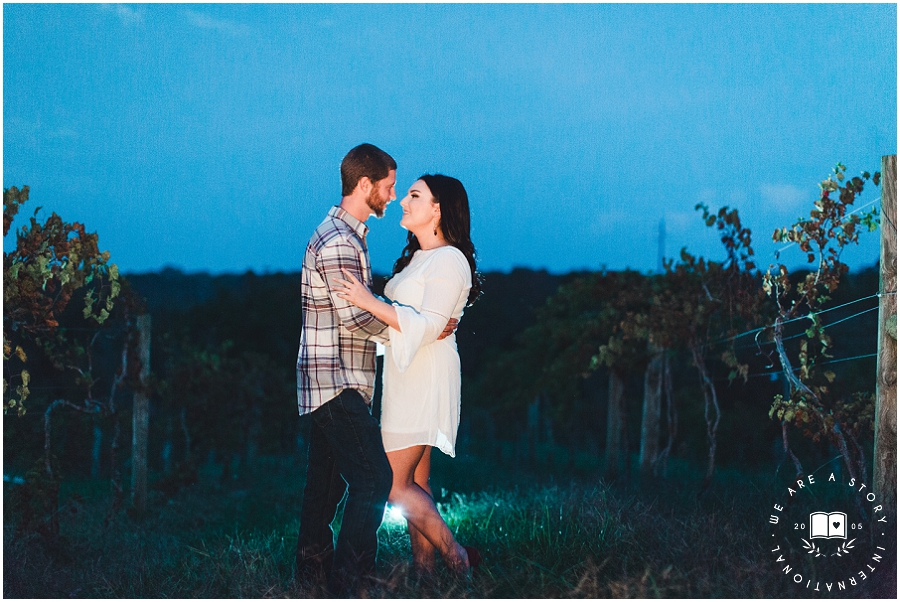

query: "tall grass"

left=4, top=453, right=895, bottom=598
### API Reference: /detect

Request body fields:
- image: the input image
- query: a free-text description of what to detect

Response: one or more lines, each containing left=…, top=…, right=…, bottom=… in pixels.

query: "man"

left=295, top=143, right=452, bottom=595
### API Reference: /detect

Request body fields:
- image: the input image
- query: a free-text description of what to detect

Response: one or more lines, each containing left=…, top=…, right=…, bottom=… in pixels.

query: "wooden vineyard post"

left=605, top=370, right=626, bottom=480
left=639, top=349, right=663, bottom=478
left=131, top=314, right=151, bottom=515
left=875, top=154, right=897, bottom=517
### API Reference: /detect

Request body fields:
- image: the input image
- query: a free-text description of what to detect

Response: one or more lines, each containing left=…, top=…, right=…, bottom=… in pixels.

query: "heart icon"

left=833, top=521, right=841, bottom=529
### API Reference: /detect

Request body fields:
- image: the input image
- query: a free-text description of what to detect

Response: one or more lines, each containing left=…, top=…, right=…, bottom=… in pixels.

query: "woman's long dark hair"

left=392, top=174, right=482, bottom=306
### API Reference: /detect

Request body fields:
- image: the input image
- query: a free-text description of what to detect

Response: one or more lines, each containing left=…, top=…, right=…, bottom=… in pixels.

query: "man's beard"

left=366, top=188, right=387, bottom=218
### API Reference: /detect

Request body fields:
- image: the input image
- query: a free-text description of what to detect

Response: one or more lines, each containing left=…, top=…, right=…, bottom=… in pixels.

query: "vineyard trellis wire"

left=711, top=291, right=895, bottom=347
left=705, top=292, right=893, bottom=381
left=727, top=352, right=879, bottom=382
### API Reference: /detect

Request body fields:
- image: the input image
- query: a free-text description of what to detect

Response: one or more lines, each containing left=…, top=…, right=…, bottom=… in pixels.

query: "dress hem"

left=383, top=441, right=456, bottom=458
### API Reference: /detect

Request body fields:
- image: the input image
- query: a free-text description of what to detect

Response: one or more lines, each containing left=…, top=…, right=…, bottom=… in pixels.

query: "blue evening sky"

left=3, top=3, right=896, bottom=276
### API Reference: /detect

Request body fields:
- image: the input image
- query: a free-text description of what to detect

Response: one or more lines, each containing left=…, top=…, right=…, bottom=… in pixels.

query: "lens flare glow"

left=385, top=504, right=406, bottom=524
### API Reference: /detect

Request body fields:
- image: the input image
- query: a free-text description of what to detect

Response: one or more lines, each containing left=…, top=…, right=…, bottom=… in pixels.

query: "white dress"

left=380, top=246, right=472, bottom=457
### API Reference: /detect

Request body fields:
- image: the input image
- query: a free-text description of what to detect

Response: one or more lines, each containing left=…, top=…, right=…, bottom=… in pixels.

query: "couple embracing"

left=295, top=143, right=482, bottom=596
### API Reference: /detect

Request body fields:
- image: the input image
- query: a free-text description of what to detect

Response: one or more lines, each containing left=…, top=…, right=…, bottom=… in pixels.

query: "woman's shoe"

left=463, top=546, right=483, bottom=571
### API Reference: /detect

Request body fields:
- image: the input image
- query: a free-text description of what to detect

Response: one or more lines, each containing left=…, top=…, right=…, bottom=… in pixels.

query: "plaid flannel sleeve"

left=316, top=239, right=388, bottom=337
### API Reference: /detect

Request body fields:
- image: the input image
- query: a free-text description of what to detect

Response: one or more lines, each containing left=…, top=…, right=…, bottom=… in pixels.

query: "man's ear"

left=356, top=176, right=373, bottom=195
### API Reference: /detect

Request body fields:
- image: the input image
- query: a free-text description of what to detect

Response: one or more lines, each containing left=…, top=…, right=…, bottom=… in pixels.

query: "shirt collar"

left=329, top=205, right=368, bottom=239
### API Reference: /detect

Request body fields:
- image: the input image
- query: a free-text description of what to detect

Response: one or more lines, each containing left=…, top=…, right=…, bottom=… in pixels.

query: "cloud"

left=5, top=118, right=78, bottom=143
left=182, top=9, right=251, bottom=36
left=593, top=206, right=634, bottom=230
left=759, top=183, right=810, bottom=211
left=100, top=4, right=145, bottom=27
left=47, top=127, right=79, bottom=140
left=667, top=210, right=702, bottom=231
left=4, top=117, right=42, bottom=151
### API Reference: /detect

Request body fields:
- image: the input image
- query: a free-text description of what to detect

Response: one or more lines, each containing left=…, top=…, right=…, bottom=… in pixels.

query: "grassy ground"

left=3, top=452, right=896, bottom=598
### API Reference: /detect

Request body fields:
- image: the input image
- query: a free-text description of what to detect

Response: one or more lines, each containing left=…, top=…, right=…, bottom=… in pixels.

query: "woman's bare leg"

left=387, top=445, right=469, bottom=572
left=408, top=446, right=436, bottom=572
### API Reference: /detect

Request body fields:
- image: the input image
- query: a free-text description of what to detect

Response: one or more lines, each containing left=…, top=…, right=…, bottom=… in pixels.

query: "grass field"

left=3, top=451, right=896, bottom=598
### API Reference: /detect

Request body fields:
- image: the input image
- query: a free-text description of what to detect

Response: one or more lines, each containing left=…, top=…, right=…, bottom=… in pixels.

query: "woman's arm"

left=333, top=268, right=401, bottom=330
left=336, top=250, right=469, bottom=372
left=385, top=251, right=470, bottom=371
left=333, top=261, right=462, bottom=341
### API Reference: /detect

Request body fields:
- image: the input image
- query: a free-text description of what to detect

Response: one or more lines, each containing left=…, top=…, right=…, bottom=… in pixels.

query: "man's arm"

left=368, top=294, right=458, bottom=339
left=438, top=318, right=458, bottom=340
left=316, top=240, right=388, bottom=337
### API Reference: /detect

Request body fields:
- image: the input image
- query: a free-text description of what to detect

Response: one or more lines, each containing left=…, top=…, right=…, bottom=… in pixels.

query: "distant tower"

left=656, top=217, right=666, bottom=274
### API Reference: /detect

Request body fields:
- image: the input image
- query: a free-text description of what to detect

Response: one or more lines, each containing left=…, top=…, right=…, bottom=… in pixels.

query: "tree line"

left=4, top=163, right=885, bottom=526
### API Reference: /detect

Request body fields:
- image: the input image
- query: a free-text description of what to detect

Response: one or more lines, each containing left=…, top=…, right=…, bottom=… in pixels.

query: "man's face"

left=366, top=169, right=397, bottom=218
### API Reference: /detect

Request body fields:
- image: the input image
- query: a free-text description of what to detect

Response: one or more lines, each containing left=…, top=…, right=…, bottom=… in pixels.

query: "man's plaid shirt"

left=296, top=206, right=388, bottom=415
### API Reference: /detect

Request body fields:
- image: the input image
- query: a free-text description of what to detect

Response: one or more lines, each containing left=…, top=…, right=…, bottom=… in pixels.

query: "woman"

left=333, top=174, right=482, bottom=574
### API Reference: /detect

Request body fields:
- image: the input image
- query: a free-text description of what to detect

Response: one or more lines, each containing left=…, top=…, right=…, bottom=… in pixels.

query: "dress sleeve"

left=389, top=250, right=471, bottom=372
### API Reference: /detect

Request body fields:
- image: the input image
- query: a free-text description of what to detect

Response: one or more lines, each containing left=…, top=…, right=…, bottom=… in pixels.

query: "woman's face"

left=399, top=180, right=440, bottom=233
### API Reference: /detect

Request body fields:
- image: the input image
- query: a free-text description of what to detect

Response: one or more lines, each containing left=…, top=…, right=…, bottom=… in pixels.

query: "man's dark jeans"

left=296, top=389, right=392, bottom=596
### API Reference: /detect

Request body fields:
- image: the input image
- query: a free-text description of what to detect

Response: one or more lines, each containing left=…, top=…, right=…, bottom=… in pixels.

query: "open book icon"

left=810, top=511, right=847, bottom=539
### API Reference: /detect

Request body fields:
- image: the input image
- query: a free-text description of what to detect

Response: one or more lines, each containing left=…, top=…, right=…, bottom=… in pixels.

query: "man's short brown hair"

left=340, top=144, right=397, bottom=196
